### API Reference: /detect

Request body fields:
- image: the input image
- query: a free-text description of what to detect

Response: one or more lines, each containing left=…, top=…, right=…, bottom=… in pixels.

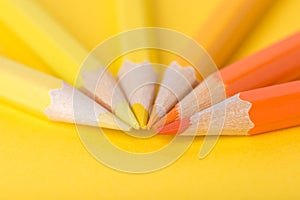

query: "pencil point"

left=132, top=103, right=148, bottom=129
left=152, top=105, right=180, bottom=130
left=158, top=118, right=190, bottom=134
left=165, top=105, right=180, bottom=124
left=114, top=101, right=140, bottom=129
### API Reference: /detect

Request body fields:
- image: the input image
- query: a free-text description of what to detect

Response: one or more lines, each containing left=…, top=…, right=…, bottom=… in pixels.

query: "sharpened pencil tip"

left=165, top=105, right=180, bottom=125
left=132, top=103, right=148, bottom=129
left=147, top=105, right=159, bottom=129
left=158, top=118, right=190, bottom=134
left=114, top=101, right=140, bottom=129
left=151, top=105, right=180, bottom=131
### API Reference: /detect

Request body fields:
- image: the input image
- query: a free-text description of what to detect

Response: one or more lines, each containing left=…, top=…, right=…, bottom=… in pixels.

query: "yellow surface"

left=0, top=0, right=300, bottom=199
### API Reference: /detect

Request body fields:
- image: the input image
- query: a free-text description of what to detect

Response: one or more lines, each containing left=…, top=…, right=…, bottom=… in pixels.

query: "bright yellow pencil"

left=115, top=0, right=157, bottom=128
left=0, top=57, right=131, bottom=131
left=117, top=61, right=157, bottom=129
left=0, top=0, right=139, bottom=128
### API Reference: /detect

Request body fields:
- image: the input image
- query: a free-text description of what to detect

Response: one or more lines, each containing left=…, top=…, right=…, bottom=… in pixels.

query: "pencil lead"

left=158, top=118, right=190, bottom=134
left=152, top=105, right=180, bottom=130
left=132, top=103, right=148, bottom=129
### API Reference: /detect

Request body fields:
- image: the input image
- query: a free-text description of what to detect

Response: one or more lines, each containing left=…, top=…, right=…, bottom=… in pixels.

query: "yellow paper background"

left=0, top=0, right=300, bottom=199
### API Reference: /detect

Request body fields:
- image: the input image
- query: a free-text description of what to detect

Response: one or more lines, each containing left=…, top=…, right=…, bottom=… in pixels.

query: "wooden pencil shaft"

left=147, top=62, right=199, bottom=128
left=154, top=62, right=199, bottom=114
left=118, top=61, right=157, bottom=108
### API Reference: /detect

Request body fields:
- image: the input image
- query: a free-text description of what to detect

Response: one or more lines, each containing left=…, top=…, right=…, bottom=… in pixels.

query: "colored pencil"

left=158, top=80, right=300, bottom=135
left=0, top=57, right=131, bottom=131
left=115, top=0, right=153, bottom=58
left=114, top=0, right=156, bottom=128
left=195, top=0, right=273, bottom=67
left=0, top=0, right=139, bottom=128
left=153, top=31, right=300, bottom=129
left=117, top=61, right=157, bottom=128
left=147, top=62, right=199, bottom=128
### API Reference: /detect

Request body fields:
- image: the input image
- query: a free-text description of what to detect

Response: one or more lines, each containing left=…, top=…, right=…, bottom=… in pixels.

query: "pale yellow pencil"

left=0, top=57, right=131, bottom=131
left=0, top=0, right=139, bottom=128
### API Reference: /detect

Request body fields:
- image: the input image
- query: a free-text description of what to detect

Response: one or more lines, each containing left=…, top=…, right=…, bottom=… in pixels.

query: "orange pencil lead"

left=158, top=118, right=190, bottom=135
left=152, top=106, right=179, bottom=130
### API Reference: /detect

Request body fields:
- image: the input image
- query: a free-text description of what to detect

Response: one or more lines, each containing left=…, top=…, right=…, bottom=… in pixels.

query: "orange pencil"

left=195, top=0, right=273, bottom=67
left=153, top=31, right=300, bottom=129
left=158, top=80, right=300, bottom=136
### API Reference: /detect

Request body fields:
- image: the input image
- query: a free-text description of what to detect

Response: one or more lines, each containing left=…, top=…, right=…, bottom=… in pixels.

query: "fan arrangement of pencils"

left=0, top=0, right=300, bottom=136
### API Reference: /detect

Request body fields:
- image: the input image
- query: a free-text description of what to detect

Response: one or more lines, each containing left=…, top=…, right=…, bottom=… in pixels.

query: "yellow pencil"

left=117, top=61, right=157, bottom=129
left=115, top=0, right=157, bottom=128
left=0, top=0, right=139, bottom=128
left=0, top=57, right=131, bottom=131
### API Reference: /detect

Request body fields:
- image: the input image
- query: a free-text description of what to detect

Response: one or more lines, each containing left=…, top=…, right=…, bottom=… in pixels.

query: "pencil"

left=115, top=0, right=156, bottom=128
left=117, top=61, right=157, bottom=129
left=0, top=0, right=139, bottom=128
left=195, top=0, right=273, bottom=66
left=115, top=0, right=153, bottom=60
left=154, top=31, right=300, bottom=129
left=158, top=80, right=300, bottom=135
left=147, top=62, right=199, bottom=128
left=0, top=57, right=131, bottom=131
